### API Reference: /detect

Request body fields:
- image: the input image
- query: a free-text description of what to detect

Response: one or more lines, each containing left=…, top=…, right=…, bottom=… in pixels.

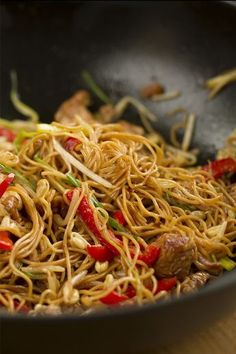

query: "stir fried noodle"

left=0, top=79, right=236, bottom=315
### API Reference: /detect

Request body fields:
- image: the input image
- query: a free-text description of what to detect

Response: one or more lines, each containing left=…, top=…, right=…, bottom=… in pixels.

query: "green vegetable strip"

left=34, top=155, right=51, bottom=168
left=15, top=262, right=45, bottom=279
left=211, top=254, right=217, bottom=263
left=81, top=70, right=113, bottom=105
left=90, top=196, right=103, bottom=209
left=219, top=257, right=235, bottom=271
left=0, top=163, right=36, bottom=191
left=14, top=131, right=38, bottom=151
left=65, top=173, right=81, bottom=187
left=65, top=173, right=126, bottom=232
left=10, top=70, right=39, bottom=123
left=107, top=216, right=125, bottom=232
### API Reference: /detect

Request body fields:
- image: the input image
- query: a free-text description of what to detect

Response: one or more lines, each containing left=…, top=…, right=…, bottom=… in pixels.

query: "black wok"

left=0, top=1, right=236, bottom=353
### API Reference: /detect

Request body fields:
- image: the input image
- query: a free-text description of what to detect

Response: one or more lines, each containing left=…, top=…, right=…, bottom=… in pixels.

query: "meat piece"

left=140, top=83, right=165, bottom=98
left=55, top=90, right=95, bottom=126
left=118, top=120, right=144, bottom=136
left=51, top=195, right=67, bottom=218
left=98, top=104, right=116, bottom=123
left=194, top=255, right=222, bottom=276
left=2, top=196, right=22, bottom=221
left=154, top=233, right=197, bottom=280
left=180, top=271, right=211, bottom=294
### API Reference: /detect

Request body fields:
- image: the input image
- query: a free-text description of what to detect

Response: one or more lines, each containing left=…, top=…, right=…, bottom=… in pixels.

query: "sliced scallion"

left=219, top=256, right=235, bottom=271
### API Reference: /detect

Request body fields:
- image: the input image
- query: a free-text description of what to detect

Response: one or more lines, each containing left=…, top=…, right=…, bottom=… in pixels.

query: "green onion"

left=33, top=154, right=51, bottom=168
left=219, top=256, right=236, bottom=271
left=15, top=261, right=45, bottom=279
left=107, top=216, right=125, bottom=232
left=65, top=172, right=81, bottom=187
left=90, top=195, right=125, bottom=231
left=211, top=254, right=217, bottom=263
left=90, top=196, right=127, bottom=232
left=81, top=70, right=113, bottom=105
left=90, top=196, right=103, bottom=209
left=66, top=175, right=126, bottom=233
left=14, top=130, right=38, bottom=151
left=0, top=162, right=36, bottom=191
left=90, top=196, right=125, bottom=232
left=10, top=70, right=39, bottom=123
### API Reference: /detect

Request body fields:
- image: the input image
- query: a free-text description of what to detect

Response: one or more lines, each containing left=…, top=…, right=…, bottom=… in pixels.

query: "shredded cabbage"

left=10, top=70, right=39, bottom=123
left=53, top=139, right=114, bottom=189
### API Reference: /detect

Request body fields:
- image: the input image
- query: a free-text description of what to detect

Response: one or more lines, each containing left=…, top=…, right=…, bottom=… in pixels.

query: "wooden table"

left=150, top=312, right=236, bottom=354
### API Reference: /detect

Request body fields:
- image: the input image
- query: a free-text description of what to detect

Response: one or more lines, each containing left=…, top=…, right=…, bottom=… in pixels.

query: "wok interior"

left=0, top=0, right=235, bottom=319
left=0, top=1, right=236, bottom=163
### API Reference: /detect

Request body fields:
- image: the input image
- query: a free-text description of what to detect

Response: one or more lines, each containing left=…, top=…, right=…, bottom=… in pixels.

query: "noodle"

left=0, top=86, right=235, bottom=316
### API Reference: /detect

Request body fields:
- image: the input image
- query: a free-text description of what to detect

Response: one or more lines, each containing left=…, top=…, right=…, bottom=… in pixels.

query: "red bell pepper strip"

left=87, top=244, right=114, bottom=262
left=101, top=278, right=176, bottom=305
left=67, top=190, right=160, bottom=265
left=156, top=277, right=177, bottom=293
left=125, top=285, right=136, bottom=299
left=100, top=291, right=128, bottom=305
left=66, top=191, right=120, bottom=255
left=0, top=231, right=13, bottom=251
left=64, top=137, right=81, bottom=151
left=138, top=244, right=161, bottom=266
left=0, top=173, right=15, bottom=198
left=113, top=210, right=126, bottom=226
left=203, top=158, right=236, bottom=179
left=0, top=127, right=16, bottom=142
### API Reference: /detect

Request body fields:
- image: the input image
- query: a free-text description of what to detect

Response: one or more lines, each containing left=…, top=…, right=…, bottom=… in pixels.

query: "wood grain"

left=153, top=312, right=236, bottom=354
left=3, top=313, right=235, bottom=354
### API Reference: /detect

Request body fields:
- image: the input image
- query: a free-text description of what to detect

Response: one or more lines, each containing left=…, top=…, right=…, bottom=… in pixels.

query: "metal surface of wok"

left=0, top=1, right=236, bottom=354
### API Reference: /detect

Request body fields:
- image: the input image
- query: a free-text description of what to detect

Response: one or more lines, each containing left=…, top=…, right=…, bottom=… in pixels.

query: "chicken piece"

left=55, top=90, right=95, bottom=126
left=140, top=82, right=165, bottom=98
left=180, top=271, right=211, bottom=294
left=1, top=195, right=22, bottom=221
left=118, top=120, right=144, bottom=136
left=154, top=233, right=197, bottom=280
left=98, top=104, right=116, bottom=123
left=194, top=255, right=222, bottom=276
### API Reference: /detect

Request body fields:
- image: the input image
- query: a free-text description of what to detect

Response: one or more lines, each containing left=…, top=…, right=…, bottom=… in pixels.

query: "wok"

left=0, top=1, right=236, bottom=353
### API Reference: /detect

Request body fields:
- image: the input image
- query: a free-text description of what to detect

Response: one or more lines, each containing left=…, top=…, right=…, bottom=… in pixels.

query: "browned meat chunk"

left=55, top=90, right=95, bottom=126
left=2, top=196, right=21, bottom=221
left=154, top=233, right=197, bottom=280
left=118, top=120, right=144, bottom=135
left=180, top=271, right=211, bottom=294
left=140, top=83, right=165, bottom=98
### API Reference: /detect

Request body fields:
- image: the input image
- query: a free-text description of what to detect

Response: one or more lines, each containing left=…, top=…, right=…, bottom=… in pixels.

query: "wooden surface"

left=151, top=312, right=236, bottom=354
